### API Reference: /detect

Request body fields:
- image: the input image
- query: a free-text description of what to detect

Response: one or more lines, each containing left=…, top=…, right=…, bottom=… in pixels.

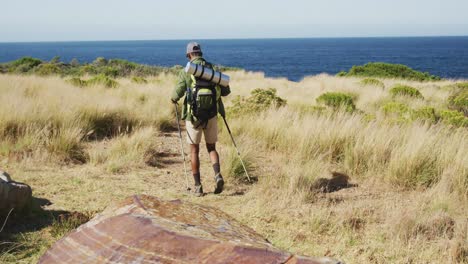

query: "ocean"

left=0, top=37, right=467, bottom=81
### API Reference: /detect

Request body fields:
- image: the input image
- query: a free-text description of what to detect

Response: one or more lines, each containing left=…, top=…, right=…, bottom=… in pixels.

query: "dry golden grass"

left=0, top=72, right=467, bottom=263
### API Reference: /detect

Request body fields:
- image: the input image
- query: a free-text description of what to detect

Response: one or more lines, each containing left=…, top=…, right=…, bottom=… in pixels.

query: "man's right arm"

left=171, top=70, right=187, bottom=103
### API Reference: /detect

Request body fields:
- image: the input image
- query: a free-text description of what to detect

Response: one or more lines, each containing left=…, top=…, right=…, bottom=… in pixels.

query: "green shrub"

left=10, top=57, right=42, bottom=68
left=411, top=107, right=437, bottom=123
left=380, top=102, right=412, bottom=124
left=67, top=77, right=88, bottom=87
left=35, top=63, right=61, bottom=76
left=7, top=57, right=42, bottom=73
left=381, top=102, right=410, bottom=115
left=454, top=82, right=468, bottom=90
left=316, top=92, right=356, bottom=112
left=360, top=78, right=385, bottom=88
left=92, top=57, right=108, bottom=67
left=87, top=74, right=119, bottom=88
left=131, top=76, right=148, bottom=84
left=336, top=71, right=347, bottom=77
left=230, top=88, right=286, bottom=115
left=101, top=66, right=119, bottom=78
left=250, top=88, right=286, bottom=107
left=79, top=64, right=97, bottom=75
left=439, top=110, right=468, bottom=127
left=447, top=89, right=468, bottom=116
left=390, top=85, right=424, bottom=99
left=338, top=62, right=441, bottom=81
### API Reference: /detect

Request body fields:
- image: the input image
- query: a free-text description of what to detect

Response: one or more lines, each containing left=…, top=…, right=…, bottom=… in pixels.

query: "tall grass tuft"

left=0, top=75, right=173, bottom=164
left=230, top=107, right=467, bottom=199
left=221, top=142, right=255, bottom=183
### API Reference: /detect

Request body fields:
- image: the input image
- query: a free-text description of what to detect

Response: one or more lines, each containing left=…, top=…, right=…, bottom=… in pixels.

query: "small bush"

left=131, top=76, right=148, bottom=84
left=35, top=63, right=61, bottom=76
left=439, top=110, right=468, bottom=127
left=390, top=85, right=424, bottom=99
left=79, top=64, right=97, bottom=75
left=447, top=89, right=468, bottom=116
left=381, top=101, right=409, bottom=113
left=92, top=57, right=108, bottom=67
left=101, top=66, right=119, bottom=78
left=338, top=62, right=441, bottom=81
left=10, top=57, right=42, bottom=68
left=249, top=88, right=287, bottom=108
left=336, top=71, right=347, bottom=77
left=360, top=78, right=385, bottom=88
left=7, top=57, right=42, bottom=73
left=411, top=107, right=437, bottom=123
left=87, top=74, right=119, bottom=88
left=316, top=92, right=356, bottom=112
left=382, top=103, right=439, bottom=124
left=380, top=102, right=410, bottom=123
left=230, top=88, right=286, bottom=115
left=67, top=77, right=88, bottom=87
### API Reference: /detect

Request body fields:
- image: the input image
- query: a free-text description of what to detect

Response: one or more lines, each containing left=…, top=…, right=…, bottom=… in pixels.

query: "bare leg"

left=207, top=143, right=224, bottom=194
left=190, top=144, right=201, bottom=185
left=206, top=143, right=219, bottom=165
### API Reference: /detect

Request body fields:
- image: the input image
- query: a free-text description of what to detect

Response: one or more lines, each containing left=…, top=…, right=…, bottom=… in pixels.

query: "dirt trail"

left=156, top=131, right=225, bottom=195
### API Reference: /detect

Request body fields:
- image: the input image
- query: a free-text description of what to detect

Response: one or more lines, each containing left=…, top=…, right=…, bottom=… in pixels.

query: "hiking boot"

left=214, top=174, right=224, bottom=194
left=194, top=185, right=204, bottom=197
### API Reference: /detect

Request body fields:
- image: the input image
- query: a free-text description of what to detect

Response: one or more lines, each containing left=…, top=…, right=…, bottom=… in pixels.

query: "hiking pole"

left=221, top=116, right=252, bottom=183
left=174, top=103, right=191, bottom=191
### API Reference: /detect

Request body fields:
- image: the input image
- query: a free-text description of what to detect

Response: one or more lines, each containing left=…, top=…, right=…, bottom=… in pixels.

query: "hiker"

left=171, top=42, right=231, bottom=196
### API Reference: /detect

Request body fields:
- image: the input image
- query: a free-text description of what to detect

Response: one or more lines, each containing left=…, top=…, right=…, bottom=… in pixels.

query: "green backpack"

left=188, top=67, right=218, bottom=125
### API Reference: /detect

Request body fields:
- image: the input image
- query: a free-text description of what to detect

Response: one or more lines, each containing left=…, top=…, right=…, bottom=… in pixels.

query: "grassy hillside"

left=0, top=67, right=467, bottom=263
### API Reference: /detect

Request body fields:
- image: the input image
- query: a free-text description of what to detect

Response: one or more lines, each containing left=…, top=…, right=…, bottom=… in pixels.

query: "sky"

left=1, top=0, right=467, bottom=42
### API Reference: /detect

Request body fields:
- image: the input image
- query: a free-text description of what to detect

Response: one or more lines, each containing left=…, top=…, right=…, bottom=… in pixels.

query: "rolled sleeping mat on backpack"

left=185, top=62, right=230, bottom=87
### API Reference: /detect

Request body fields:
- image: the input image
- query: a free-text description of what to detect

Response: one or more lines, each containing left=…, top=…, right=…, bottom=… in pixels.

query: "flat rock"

left=39, top=195, right=341, bottom=264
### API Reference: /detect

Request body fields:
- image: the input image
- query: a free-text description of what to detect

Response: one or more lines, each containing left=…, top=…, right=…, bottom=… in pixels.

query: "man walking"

left=171, top=42, right=230, bottom=197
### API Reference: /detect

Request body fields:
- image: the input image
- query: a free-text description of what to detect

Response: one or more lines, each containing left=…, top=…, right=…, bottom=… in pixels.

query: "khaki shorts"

left=186, top=116, right=218, bottom=144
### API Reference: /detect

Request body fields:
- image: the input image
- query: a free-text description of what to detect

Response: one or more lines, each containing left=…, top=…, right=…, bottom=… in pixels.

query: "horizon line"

left=1, top=35, right=468, bottom=44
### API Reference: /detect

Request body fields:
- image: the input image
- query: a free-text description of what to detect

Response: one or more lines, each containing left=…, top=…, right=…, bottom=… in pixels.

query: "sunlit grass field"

left=0, top=71, right=467, bottom=263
